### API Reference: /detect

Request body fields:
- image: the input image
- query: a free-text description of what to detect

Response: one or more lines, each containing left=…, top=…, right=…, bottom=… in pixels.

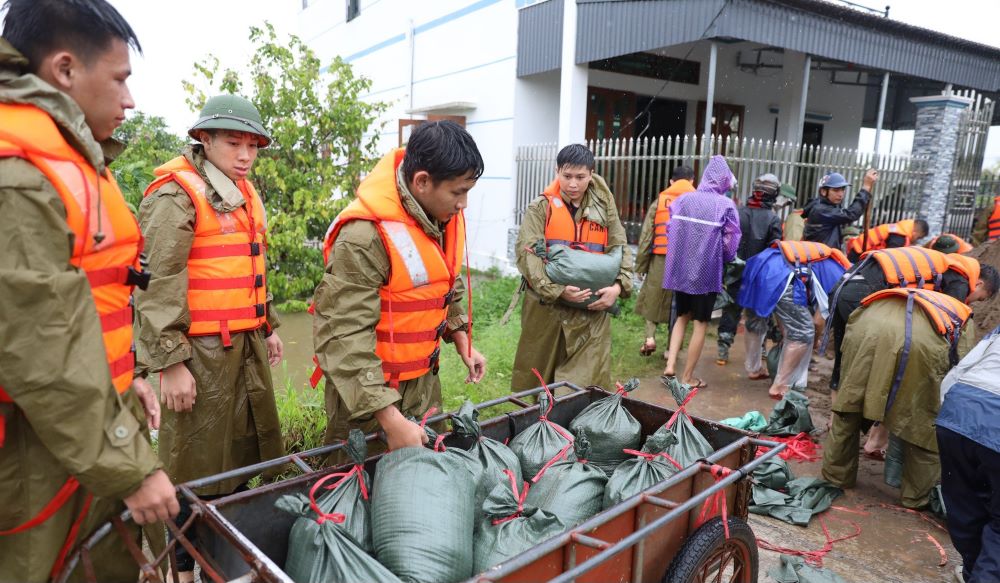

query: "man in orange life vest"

left=313, top=121, right=487, bottom=456
left=136, top=95, right=286, bottom=580
left=845, top=218, right=929, bottom=262
left=822, top=288, right=976, bottom=509
left=971, top=194, right=1000, bottom=246
left=0, top=1, right=178, bottom=580
left=634, top=165, right=696, bottom=358
left=510, top=144, right=634, bottom=391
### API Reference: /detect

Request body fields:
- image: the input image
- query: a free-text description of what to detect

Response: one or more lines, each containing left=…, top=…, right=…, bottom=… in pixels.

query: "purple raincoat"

left=662, top=155, right=741, bottom=295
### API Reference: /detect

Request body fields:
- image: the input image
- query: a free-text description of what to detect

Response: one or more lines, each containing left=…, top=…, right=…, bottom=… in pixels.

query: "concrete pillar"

left=775, top=50, right=810, bottom=144
left=909, top=94, right=974, bottom=234
left=557, top=0, right=588, bottom=147
left=703, top=41, right=718, bottom=140
left=873, top=72, right=890, bottom=154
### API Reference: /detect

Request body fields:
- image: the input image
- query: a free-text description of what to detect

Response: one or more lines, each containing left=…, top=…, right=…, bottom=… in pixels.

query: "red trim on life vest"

left=188, top=243, right=255, bottom=259
left=85, top=266, right=129, bottom=287
left=100, top=306, right=133, bottom=334
left=187, top=275, right=259, bottom=290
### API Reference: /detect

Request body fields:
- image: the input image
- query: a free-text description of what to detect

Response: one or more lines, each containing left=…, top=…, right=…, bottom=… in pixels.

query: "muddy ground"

left=629, top=329, right=961, bottom=583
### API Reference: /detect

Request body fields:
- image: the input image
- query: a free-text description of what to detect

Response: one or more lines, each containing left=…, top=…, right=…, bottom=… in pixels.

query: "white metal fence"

left=515, top=135, right=929, bottom=244
left=945, top=91, right=995, bottom=238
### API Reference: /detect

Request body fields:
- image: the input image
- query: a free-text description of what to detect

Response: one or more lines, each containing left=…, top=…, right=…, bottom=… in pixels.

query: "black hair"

left=672, top=165, right=695, bottom=181
left=556, top=144, right=595, bottom=171
left=401, top=120, right=484, bottom=184
left=980, top=264, right=1000, bottom=299
left=913, top=219, right=929, bottom=237
left=2, top=0, right=141, bottom=72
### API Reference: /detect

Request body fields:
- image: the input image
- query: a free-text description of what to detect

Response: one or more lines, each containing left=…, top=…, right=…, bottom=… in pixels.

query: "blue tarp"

left=738, top=248, right=847, bottom=317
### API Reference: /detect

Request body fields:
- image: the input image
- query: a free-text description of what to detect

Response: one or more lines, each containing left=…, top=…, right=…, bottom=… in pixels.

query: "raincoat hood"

left=697, top=155, right=736, bottom=196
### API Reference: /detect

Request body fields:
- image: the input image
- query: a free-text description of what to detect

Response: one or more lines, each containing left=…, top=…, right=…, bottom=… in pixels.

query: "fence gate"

left=944, top=91, right=994, bottom=238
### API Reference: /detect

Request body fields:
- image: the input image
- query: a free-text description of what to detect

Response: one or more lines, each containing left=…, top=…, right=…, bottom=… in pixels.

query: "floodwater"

left=271, top=310, right=315, bottom=390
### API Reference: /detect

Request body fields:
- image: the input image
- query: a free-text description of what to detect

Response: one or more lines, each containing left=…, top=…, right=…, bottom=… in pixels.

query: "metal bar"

left=873, top=72, right=890, bottom=155
left=110, top=516, right=163, bottom=583
left=474, top=437, right=784, bottom=581
left=704, top=41, right=718, bottom=154
left=546, top=442, right=786, bottom=583
left=289, top=454, right=312, bottom=473
left=570, top=532, right=613, bottom=550
left=638, top=493, right=679, bottom=510
left=164, top=513, right=225, bottom=583
left=796, top=55, right=812, bottom=145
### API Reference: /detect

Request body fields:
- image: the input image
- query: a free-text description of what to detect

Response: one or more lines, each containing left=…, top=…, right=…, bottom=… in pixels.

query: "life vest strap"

left=375, top=320, right=447, bottom=343
left=86, top=266, right=129, bottom=287
left=188, top=242, right=262, bottom=259
left=100, top=305, right=133, bottom=334
left=0, top=476, right=80, bottom=536
left=381, top=347, right=441, bottom=375
left=188, top=274, right=264, bottom=290
left=189, top=304, right=266, bottom=322
left=380, top=293, right=451, bottom=313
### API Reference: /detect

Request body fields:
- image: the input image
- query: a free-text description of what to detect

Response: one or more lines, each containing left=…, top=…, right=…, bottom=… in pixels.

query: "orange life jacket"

left=865, top=247, right=949, bottom=291
left=945, top=253, right=981, bottom=302
left=0, top=103, right=144, bottom=402
left=987, top=197, right=1000, bottom=241
left=847, top=219, right=915, bottom=255
left=543, top=180, right=608, bottom=253
left=925, top=233, right=974, bottom=254
left=774, top=240, right=851, bottom=269
left=0, top=103, right=145, bottom=562
left=861, top=288, right=970, bottom=338
left=319, top=149, right=465, bottom=386
left=651, top=179, right=696, bottom=255
left=144, top=156, right=268, bottom=347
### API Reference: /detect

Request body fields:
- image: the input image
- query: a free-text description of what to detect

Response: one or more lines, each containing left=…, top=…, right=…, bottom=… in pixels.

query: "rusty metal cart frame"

left=57, top=382, right=784, bottom=583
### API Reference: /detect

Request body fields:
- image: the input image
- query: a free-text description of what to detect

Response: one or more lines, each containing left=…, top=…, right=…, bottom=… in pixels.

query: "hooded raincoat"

left=511, top=173, right=633, bottom=391
left=137, top=145, right=284, bottom=496
left=662, top=156, right=741, bottom=295
left=0, top=40, right=161, bottom=581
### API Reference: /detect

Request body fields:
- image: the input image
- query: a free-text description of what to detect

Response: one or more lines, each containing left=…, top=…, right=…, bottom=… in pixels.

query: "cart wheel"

left=663, top=517, right=757, bottom=583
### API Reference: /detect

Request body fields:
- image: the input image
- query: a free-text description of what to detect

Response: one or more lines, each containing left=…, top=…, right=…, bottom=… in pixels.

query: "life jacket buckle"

left=254, top=274, right=264, bottom=288
left=125, top=266, right=151, bottom=291
left=254, top=303, right=266, bottom=318
left=435, top=320, right=448, bottom=340
left=443, top=288, right=456, bottom=306
left=250, top=242, right=261, bottom=256
left=430, top=347, right=441, bottom=375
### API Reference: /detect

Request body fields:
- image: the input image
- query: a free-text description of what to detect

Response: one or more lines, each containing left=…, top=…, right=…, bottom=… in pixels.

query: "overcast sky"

left=56, top=0, right=1000, bottom=165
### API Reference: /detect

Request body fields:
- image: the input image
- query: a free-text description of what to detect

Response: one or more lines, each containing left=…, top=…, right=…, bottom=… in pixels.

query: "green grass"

left=273, top=275, right=667, bottom=457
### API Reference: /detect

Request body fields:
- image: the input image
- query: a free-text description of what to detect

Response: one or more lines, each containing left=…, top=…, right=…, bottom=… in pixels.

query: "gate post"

left=908, top=93, right=973, bottom=235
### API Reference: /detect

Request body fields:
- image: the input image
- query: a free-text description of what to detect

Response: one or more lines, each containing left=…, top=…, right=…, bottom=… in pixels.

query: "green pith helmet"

left=779, top=183, right=797, bottom=201
left=188, top=94, right=272, bottom=147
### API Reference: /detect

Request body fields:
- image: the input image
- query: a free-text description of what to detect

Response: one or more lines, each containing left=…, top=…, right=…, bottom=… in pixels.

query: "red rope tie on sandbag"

left=308, top=466, right=370, bottom=525
left=622, top=448, right=684, bottom=470
left=492, top=469, right=530, bottom=526
left=615, top=381, right=628, bottom=396
left=529, top=369, right=575, bottom=483
left=695, top=464, right=733, bottom=539
left=665, top=387, right=700, bottom=429
left=434, top=434, right=448, bottom=452
left=418, top=407, right=438, bottom=429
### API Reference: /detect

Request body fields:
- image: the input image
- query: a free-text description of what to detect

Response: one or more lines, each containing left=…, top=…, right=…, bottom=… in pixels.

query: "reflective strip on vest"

left=382, top=221, right=430, bottom=287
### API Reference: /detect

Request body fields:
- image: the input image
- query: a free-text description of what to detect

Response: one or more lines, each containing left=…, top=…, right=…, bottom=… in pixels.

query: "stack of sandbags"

left=525, top=430, right=608, bottom=527
left=603, top=430, right=683, bottom=509
left=473, top=469, right=566, bottom=573
left=451, top=400, right=523, bottom=511
left=509, top=387, right=574, bottom=481
left=568, top=379, right=642, bottom=476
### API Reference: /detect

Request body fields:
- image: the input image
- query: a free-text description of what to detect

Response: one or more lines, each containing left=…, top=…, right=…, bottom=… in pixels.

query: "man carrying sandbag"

left=313, top=121, right=487, bottom=459
left=511, top=144, right=634, bottom=390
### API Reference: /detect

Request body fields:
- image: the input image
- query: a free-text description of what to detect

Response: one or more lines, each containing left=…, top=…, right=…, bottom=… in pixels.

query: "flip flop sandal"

left=687, top=378, right=707, bottom=389
left=863, top=449, right=887, bottom=462
left=659, top=374, right=675, bottom=387
left=639, top=340, right=657, bottom=357
left=748, top=370, right=770, bottom=381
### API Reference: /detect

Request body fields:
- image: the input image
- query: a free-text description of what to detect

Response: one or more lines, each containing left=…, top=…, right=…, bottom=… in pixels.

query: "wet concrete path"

left=630, top=331, right=960, bottom=582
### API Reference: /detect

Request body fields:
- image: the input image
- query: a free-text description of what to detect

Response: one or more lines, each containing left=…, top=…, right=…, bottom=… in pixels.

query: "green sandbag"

left=372, top=445, right=479, bottom=583
left=768, top=554, right=846, bottom=583
left=473, top=471, right=566, bottom=574
left=883, top=432, right=903, bottom=488
left=720, top=411, right=768, bottom=432
left=303, top=429, right=372, bottom=552
left=603, top=431, right=682, bottom=509
left=509, top=390, right=574, bottom=481
left=451, top=401, right=523, bottom=512
left=752, top=456, right=793, bottom=491
left=658, top=378, right=715, bottom=468
left=749, top=477, right=842, bottom=526
left=568, top=378, right=642, bottom=476
left=524, top=431, right=608, bottom=527
left=275, top=494, right=401, bottom=583
left=763, top=389, right=815, bottom=436
left=532, top=241, right=623, bottom=314
left=767, top=342, right=782, bottom=378
left=713, top=258, right=746, bottom=311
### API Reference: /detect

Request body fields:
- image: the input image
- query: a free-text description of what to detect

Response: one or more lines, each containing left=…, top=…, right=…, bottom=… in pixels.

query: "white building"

left=297, top=0, right=1000, bottom=271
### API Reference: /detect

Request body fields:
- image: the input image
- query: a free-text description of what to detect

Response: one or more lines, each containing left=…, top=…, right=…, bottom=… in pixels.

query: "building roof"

left=517, top=0, right=1000, bottom=92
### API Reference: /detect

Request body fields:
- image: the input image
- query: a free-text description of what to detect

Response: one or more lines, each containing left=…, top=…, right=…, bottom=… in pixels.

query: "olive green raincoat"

left=312, top=165, right=468, bottom=464
left=970, top=199, right=994, bottom=246
left=822, top=299, right=975, bottom=507
left=633, top=198, right=672, bottom=324
left=511, top=174, right=634, bottom=391
left=0, top=40, right=160, bottom=581
left=136, top=145, right=284, bottom=496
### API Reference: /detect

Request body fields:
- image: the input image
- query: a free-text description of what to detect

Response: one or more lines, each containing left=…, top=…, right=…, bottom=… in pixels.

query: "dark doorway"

left=586, top=87, right=637, bottom=140
left=802, top=122, right=824, bottom=147
left=634, top=97, right=687, bottom=138
left=695, top=102, right=745, bottom=141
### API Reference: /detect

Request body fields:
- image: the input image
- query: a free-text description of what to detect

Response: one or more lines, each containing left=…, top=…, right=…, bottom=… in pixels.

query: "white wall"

left=298, top=0, right=523, bottom=270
